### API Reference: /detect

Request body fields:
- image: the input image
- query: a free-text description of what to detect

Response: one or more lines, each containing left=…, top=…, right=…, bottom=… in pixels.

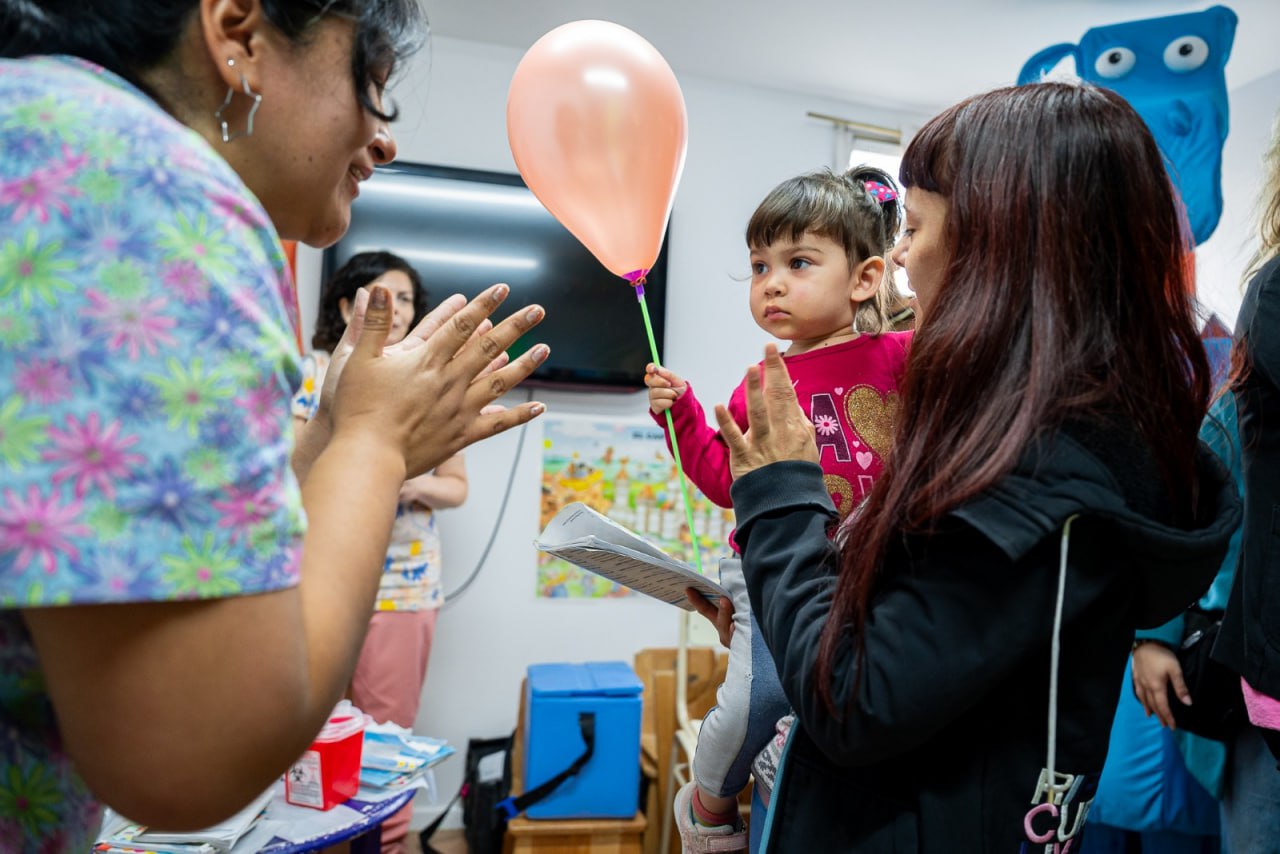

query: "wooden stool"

left=504, top=813, right=647, bottom=854
left=503, top=679, right=647, bottom=854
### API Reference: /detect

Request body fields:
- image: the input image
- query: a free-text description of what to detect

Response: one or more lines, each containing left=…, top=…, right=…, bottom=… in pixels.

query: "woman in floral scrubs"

left=0, top=2, right=548, bottom=849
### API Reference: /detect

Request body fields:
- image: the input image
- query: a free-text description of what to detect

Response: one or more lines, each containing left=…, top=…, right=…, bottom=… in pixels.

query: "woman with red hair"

left=710, top=82, right=1241, bottom=853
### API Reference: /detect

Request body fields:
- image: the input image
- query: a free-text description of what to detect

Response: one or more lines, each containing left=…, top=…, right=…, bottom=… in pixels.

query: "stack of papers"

left=535, top=502, right=727, bottom=610
left=95, top=788, right=273, bottom=854
left=358, top=722, right=455, bottom=791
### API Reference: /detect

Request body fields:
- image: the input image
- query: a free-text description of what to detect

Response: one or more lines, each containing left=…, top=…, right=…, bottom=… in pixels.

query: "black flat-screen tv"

left=323, top=162, right=668, bottom=391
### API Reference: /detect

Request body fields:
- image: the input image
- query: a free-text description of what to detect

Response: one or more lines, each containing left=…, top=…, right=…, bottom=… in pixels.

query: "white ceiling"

left=423, top=0, right=1280, bottom=113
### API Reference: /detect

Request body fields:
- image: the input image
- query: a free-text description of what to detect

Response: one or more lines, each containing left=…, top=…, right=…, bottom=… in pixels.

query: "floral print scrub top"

left=0, top=56, right=306, bottom=851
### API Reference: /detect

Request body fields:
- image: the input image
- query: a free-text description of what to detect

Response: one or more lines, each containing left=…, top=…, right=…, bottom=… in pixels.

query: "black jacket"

left=733, top=430, right=1239, bottom=853
left=1216, top=253, right=1280, bottom=698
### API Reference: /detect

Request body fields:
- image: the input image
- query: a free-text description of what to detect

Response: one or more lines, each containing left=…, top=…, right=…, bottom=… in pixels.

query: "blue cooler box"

left=524, top=661, right=643, bottom=819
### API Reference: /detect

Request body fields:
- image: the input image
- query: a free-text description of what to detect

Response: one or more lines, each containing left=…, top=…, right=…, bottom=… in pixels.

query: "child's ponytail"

left=845, top=165, right=911, bottom=333
left=844, top=165, right=901, bottom=257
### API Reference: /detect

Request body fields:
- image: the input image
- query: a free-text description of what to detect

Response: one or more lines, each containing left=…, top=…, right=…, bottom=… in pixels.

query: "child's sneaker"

left=673, top=780, right=747, bottom=853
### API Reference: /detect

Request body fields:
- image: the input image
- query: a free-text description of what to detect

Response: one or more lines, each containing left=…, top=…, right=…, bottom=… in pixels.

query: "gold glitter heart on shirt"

left=844, top=385, right=898, bottom=460
left=824, top=474, right=855, bottom=519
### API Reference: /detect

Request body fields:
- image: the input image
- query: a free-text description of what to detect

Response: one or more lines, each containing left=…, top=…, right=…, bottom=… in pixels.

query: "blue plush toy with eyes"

left=1018, top=6, right=1237, bottom=245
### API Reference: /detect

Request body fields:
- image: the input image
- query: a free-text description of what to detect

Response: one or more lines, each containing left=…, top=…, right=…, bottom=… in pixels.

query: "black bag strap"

left=420, top=734, right=513, bottom=853
left=419, top=785, right=463, bottom=852
left=496, top=711, right=596, bottom=820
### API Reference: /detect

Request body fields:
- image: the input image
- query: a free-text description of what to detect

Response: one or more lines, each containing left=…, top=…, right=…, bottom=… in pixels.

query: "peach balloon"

left=507, top=20, right=687, bottom=282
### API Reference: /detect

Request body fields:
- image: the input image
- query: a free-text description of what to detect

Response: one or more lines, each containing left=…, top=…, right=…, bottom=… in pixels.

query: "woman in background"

left=1208, top=109, right=1280, bottom=850
left=298, top=251, right=466, bottom=854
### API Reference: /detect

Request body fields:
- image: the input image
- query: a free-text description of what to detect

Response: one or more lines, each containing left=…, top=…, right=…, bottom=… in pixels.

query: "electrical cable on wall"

left=442, top=387, right=535, bottom=603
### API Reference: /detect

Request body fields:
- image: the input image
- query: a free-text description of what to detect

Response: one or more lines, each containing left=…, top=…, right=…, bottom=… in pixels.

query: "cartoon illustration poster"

left=538, top=415, right=735, bottom=599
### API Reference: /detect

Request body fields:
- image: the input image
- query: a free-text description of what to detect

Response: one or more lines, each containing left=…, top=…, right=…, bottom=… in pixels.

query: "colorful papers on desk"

left=95, top=788, right=273, bottom=853
left=358, top=722, right=455, bottom=791
left=92, top=726, right=455, bottom=853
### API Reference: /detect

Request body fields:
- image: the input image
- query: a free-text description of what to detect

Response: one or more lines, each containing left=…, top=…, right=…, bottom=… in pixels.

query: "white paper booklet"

left=535, top=502, right=727, bottom=610
left=97, top=786, right=273, bottom=852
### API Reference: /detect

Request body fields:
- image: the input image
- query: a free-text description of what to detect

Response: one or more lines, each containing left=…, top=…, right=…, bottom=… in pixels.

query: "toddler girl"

left=646, top=166, right=909, bottom=852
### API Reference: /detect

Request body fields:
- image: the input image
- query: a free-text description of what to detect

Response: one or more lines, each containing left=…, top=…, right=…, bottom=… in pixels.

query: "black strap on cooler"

left=496, top=711, right=596, bottom=819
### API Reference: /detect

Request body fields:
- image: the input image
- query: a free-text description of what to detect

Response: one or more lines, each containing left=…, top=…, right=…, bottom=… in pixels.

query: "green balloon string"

left=635, top=284, right=705, bottom=576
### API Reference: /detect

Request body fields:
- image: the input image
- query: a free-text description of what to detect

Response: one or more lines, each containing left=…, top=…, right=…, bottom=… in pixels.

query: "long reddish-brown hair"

left=814, top=83, right=1210, bottom=712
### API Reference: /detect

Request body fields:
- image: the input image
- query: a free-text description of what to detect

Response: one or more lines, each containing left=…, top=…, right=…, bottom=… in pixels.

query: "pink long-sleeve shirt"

left=654, top=332, right=912, bottom=523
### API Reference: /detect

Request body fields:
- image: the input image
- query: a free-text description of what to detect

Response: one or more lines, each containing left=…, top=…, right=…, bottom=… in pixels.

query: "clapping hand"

left=713, top=344, right=818, bottom=481
left=316, top=287, right=509, bottom=430
left=334, top=283, right=548, bottom=477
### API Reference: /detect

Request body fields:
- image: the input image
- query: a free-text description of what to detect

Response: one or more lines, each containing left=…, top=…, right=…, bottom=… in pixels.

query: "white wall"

left=293, top=34, right=928, bottom=827
left=1195, top=68, right=1280, bottom=328
left=294, top=37, right=1280, bottom=830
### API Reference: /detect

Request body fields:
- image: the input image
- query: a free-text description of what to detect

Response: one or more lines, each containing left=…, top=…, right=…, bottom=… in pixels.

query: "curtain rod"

left=806, top=111, right=901, bottom=146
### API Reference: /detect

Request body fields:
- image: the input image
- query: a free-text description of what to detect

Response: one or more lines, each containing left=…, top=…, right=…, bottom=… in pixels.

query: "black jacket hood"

left=951, top=431, right=1241, bottom=628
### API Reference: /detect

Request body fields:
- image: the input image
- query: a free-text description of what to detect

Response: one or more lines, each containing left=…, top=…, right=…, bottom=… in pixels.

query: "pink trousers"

left=350, top=608, right=439, bottom=854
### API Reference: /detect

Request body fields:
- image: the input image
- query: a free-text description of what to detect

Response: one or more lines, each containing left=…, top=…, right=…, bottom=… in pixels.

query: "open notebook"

left=536, top=502, right=726, bottom=609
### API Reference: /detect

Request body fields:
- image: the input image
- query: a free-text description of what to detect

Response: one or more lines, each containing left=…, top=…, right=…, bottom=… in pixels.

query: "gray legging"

left=691, top=559, right=790, bottom=799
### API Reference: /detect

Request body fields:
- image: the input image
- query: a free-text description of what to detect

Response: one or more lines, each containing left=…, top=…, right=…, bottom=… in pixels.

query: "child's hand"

left=645, top=363, right=688, bottom=415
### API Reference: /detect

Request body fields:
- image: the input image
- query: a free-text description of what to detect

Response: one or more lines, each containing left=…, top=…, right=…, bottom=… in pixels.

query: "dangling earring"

left=214, top=58, right=263, bottom=143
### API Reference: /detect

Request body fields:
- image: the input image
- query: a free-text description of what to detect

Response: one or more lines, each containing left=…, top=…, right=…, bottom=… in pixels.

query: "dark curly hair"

left=311, top=251, right=426, bottom=351
left=1, top=0, right=427, bottom=123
